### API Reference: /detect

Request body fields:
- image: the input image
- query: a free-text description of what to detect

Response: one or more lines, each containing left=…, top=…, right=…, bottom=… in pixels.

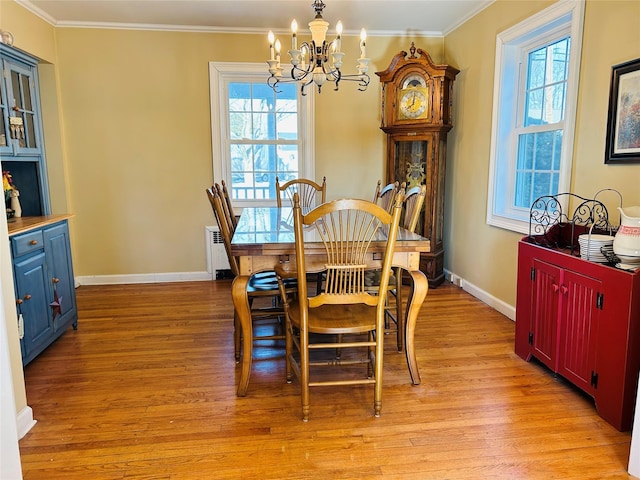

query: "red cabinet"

left=516, top=238, right=640, bottom=431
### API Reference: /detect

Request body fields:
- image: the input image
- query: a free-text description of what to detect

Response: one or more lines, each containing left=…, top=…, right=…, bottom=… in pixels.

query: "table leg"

left=231, top=275, right=252, bottom=397
left=404, top=269, right=428, bottom=385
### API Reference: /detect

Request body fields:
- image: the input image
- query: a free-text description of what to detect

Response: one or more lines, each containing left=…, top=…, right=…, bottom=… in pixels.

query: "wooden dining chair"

left=206, top=185, right=294, bottom=362
left=276, top=191, right=405, bottom=421
left=373, top=180, right=404, bottom=213
left=218, top=179, right=238, bottom=231
left=276, top=176, right=326, bottom=211
left=276, top=176, right=327, bottom=292
left=212, top=183, right=234, bottom=238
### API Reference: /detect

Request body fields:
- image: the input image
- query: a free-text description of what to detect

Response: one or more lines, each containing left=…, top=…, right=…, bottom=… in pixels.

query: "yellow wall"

left=444, top=0, right=640, bottom=307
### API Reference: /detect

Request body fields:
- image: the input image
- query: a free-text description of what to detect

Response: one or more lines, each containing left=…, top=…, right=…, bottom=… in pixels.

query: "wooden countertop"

left=7, top=214, right=74, bottom=236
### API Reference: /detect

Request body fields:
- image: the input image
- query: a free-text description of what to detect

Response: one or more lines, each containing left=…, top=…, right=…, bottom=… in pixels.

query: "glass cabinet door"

left=0, top=44, right=51, bottom=216
left=393, top=139, right=428, bottom=189
left=391, top=137, right=430, bottom=238
left=4, top=59, right=41, bottom=155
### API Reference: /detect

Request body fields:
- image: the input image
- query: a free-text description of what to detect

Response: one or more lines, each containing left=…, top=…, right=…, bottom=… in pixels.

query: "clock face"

left=399, top=88, right=428, bottom=119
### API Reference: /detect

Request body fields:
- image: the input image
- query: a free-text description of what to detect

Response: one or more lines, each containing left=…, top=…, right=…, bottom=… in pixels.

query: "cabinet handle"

left=29, top=240, right=38, bottom=246
left=24, top=294, right=31, bottom=300
left=560, top=285, right=568, bottom=295
left=552, top=283, right=559, bottom=293
left=52, top=277, right=59, bottom=284
left=16, top=298, right=23, bottom=305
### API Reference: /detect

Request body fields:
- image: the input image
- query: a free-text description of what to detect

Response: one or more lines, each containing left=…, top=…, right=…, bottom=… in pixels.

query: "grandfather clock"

left=376, top=43, right=459, bottom=287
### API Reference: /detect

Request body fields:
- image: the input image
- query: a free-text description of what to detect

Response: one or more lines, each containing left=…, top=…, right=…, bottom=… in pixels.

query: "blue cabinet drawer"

left=11, top=230, right=45, bottom=257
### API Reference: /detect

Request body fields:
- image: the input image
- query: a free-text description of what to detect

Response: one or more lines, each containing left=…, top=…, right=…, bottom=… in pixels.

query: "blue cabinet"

left=1, top=43, right=50, bottom=216
left=11, top=218, right=77, bottom=365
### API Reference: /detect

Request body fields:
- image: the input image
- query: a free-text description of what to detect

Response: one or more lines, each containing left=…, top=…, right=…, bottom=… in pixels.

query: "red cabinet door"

left=531, top=259, right=562, bottom=371
left=557, top=269, right=600, bottom=395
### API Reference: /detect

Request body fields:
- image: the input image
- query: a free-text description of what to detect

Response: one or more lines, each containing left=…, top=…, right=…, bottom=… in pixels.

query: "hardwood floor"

left=18, top=281, right=634, bottom=479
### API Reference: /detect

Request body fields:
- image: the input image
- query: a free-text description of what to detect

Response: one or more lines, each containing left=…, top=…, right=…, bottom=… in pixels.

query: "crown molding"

left=14, top=0, right=443, bottom=36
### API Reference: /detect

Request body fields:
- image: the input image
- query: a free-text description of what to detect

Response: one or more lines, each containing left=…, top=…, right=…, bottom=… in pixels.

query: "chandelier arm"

left=336, top=73, right=369, bottom=81
left=322, top=62, right=336, bottom=76
left=300, top=73, right=316, bottom=96
left=291, top=63, right=313, bottom=80
left=295, top=41, right=314, bottom=71
left=267, top=75, right=280, bottom=90
left=358, top=73, right=370, bottom=91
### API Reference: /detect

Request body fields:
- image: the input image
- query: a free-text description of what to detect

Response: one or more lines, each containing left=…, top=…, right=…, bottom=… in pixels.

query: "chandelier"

left=266, top=0, right=370, bottom=95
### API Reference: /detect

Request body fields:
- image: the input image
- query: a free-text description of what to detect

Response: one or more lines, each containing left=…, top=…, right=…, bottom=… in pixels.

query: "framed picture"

left=605, top=58, right=640, bottom=164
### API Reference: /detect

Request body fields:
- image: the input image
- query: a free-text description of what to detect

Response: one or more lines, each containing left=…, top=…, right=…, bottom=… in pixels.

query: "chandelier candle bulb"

left=291, top=20, right=298, bottom=50
left=268, top=31, right=275, bottom=60
left=335, top=21, right=342, bottom=52
left=275, top=39, right=282, bottom=76
left=360, top=29, right=367, bottom=59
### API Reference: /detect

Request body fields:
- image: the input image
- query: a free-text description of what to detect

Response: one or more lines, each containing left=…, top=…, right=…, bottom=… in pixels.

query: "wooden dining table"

left=230, top=206, right=431, bottom=397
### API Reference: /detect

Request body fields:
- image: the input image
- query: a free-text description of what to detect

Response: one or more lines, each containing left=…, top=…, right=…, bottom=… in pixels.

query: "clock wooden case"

left=376, top=43, right=459, bottom=286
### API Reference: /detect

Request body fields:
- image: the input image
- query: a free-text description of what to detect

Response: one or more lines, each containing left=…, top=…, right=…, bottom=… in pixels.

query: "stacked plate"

left=578, top=234, right=615, bottom=263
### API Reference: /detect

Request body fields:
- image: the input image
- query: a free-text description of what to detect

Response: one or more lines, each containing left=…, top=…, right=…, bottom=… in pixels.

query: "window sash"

left=486, top=0, right=584, bottom=233
left=209, top=62, right=314, bottom=209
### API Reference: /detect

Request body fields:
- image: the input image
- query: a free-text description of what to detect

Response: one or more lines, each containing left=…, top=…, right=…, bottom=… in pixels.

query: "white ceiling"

left=17, top=0, right=494, bottom=36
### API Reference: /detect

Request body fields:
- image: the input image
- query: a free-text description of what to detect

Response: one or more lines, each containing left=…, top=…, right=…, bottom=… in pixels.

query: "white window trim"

left=486, top=0, right=585, bottom=234
left=209, top=61, right=315, bottom=208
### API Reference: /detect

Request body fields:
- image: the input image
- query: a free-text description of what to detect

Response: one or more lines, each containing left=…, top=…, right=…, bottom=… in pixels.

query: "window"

left=209, top=62, right=314, bottom=208
left=487, top=1, right=584, bottom=233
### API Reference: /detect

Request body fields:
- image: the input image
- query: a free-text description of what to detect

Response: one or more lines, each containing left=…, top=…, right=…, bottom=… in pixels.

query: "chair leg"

left=395, top=267, right=405, bottom=352
left=300, top=326, right=310, bottom=422
left=233, top=312, right=241, bottom=362
left=374, top=327, right=384, bottom=418
left=383, top=286, right=392, bottom=329
left=285, top=319, right=293, bottom=384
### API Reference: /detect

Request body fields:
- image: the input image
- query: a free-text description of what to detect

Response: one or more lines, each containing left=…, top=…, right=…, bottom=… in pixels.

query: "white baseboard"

left=75, top=271, right=213, bottom=286
left=444, top=269, right=516, bottom=321
left=17, top=406, right=36, bottom=439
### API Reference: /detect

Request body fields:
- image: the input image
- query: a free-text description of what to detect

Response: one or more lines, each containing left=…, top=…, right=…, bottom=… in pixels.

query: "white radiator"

left=205, top=226, right=231, bottom=279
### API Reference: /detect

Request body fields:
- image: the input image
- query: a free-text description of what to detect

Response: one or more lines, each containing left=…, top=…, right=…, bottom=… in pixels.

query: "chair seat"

left=288, top=300, right=377, bottom=334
